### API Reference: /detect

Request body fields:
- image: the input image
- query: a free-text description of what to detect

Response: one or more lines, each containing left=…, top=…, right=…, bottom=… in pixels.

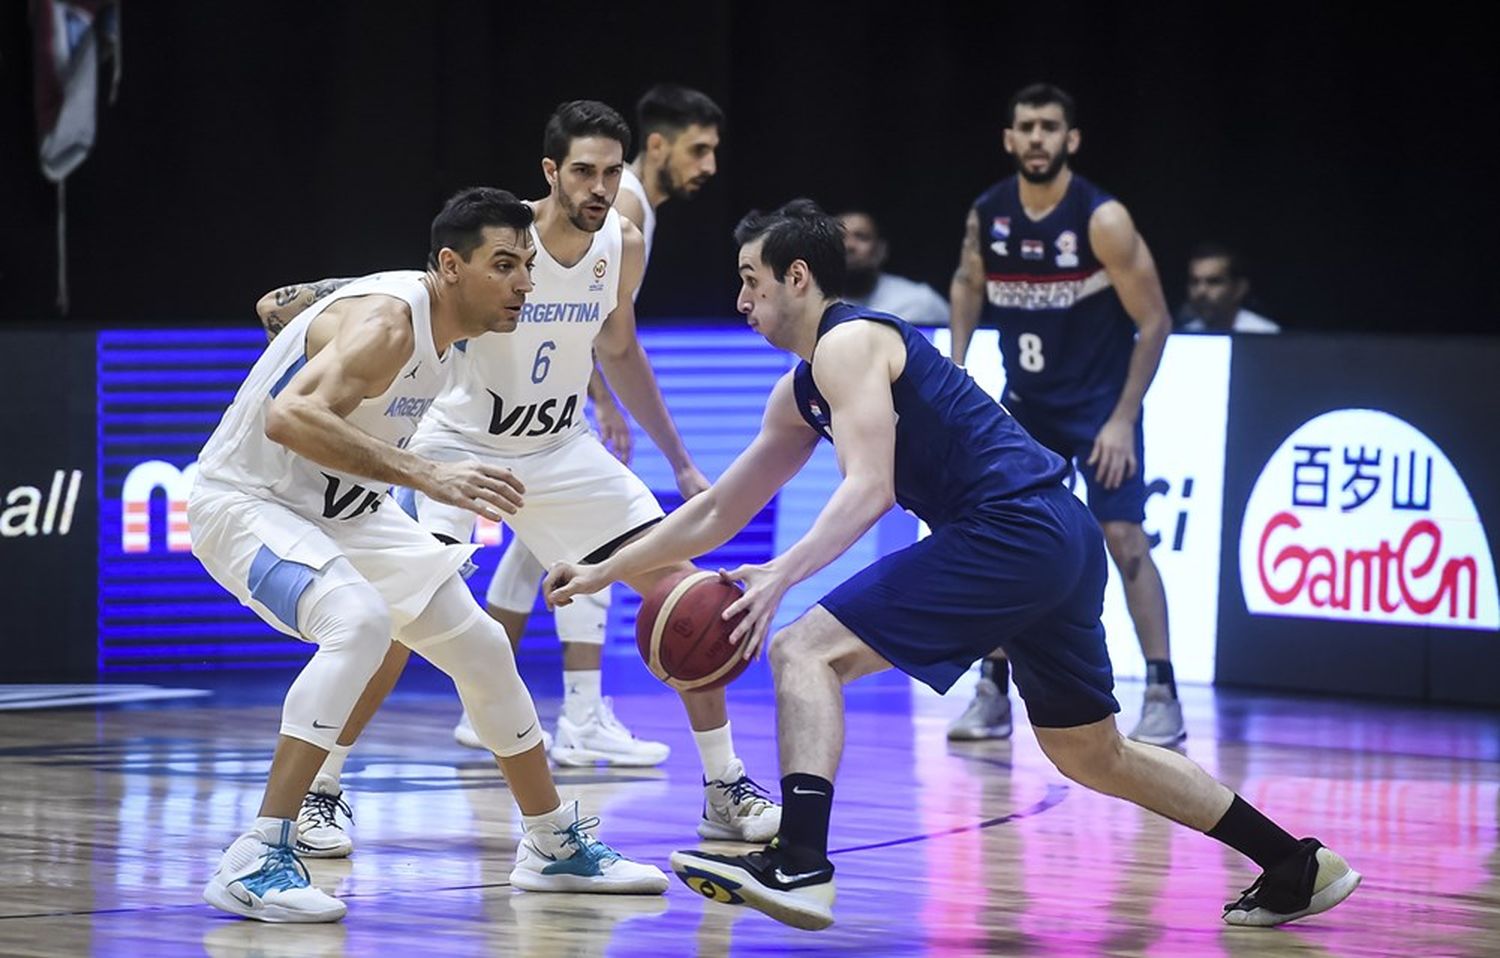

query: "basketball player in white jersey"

left=471, top=85, right=724, bottom=763
left=263, top=102, right=778, bottom=859
left=192, top=188, right=667, bottom=923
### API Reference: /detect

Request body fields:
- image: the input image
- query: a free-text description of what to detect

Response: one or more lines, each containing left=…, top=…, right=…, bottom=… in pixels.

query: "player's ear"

left=1067, top=127, right=1081, bottom=154
left=541, top=157, right=558, bottom=189
left=646, top=131, right=668, bottom=157
left=436, top=247, right=462, bottom=282
left=1002, top=128, right=1016, bottom=155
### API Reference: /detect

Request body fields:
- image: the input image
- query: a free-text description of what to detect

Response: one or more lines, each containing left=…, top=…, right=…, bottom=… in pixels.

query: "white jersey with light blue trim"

left=423, top=208, right=624, bottom=454
left=196, top=270, right=453, bottom=519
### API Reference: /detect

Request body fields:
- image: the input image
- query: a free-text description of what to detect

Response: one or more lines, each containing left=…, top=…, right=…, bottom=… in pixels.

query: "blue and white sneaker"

left=510, top=804, right=668, bottom=894
left=203, top=819, right=347, bottom=923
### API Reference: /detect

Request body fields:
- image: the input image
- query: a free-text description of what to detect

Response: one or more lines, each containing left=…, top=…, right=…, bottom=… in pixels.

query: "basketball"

left=636, top=570, right=751, bottom=692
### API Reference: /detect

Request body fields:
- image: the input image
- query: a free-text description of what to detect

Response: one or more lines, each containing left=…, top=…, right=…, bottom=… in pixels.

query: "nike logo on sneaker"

left=311, top=720, right=337, bottom=729
left=790, top=786, right=827, bottom=796
left=229, top=886, right=255, bottom=907
left=773, top=866, right=830, bottom=884
left=516, top=722, right=536, bottom=739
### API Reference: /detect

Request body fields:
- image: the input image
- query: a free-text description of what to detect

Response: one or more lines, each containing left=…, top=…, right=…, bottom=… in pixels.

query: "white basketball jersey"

left=197, top=271, right=452, bottom=520
left=425, top=209, right=624, bottom=453
left=619, top=166, right=655, bottom=281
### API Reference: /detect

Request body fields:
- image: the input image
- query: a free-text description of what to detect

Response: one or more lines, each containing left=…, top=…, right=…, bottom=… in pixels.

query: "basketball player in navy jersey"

left=546, top=200, right=1359, bottom=932
left=949, top=83, right=1184, bottom=747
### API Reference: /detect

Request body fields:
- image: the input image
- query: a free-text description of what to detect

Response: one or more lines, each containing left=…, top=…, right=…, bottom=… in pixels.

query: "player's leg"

left=1015, top=493, right=1358, bottom=926
left=396, top=575, right=667, bottom=894
left=671, top=606, right=887, bottom=931
left=1081, top=415, right=1183, bottom=745
left=614, top=557, right=779, bottom=843
left=205, top=556, right=393, bottom=922
left=453, top=539, right=550, bottom=750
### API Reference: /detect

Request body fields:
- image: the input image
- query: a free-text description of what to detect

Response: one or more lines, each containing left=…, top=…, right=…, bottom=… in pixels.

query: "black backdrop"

left=2, top=2, right=1497, bottom=332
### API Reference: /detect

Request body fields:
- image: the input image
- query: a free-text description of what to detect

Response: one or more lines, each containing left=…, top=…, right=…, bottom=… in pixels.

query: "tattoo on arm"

left=309, top=278, right=357, bottom=302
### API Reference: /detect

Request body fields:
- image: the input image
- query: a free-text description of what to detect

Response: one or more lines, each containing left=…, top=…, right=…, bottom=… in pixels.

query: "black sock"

left=778, top=773, right=834, bottom=861
left=1146, top=659, right=1177, bottom=698
left=980, top=656, right=1010, bottom=694
left=1206, top=794, right=1303, bottom=870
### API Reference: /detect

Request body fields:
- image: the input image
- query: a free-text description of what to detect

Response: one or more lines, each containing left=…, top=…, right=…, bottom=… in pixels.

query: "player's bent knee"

left=1036, top=724, right=1127, bottom=787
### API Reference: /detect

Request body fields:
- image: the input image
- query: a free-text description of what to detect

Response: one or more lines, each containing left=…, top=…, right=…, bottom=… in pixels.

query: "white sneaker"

left=454, top=710, right=554, bottom=753
left=509, top=803, right=669, bottom=894
left=550, top=698, right=670, bottom=767
left=1128, top=685, right=1187, bottom=747
left=203, top=820, right=347, bottom=923
left=947, top=678, right=1013, bottom=740
left=296, top=774, right=353, bottom=859
left=699, top=758, right=781, bottom=843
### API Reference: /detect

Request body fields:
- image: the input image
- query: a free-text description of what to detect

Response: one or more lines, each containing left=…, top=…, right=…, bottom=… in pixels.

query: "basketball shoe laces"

left=718, top=772, right=774, bottom=813
left=553, top=815, right=621, bottom=867
left=302, top=790, right=354, bottom=830
left=247, top=843, right=313, bottom=894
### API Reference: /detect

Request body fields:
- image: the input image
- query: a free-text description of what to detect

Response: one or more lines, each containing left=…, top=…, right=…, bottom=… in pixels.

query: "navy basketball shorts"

left=818, top=484, right=1119, bottom=729
left=1009, top=400, right=1146, bottom=525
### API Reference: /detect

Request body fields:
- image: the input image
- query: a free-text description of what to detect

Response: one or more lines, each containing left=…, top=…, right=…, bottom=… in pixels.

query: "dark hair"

left=1007, top=82, right=1077, bottom=128
left=836, top=209, right=881, bottom=240
left=1188, top=241, right=1246, bottom=280
left=635, top=84, right=724, bottom=143
left=542, top=100, right=632, bottom=164
left=733, top=199, right=846, bottom=297
left=428, top=187, right=533, bottom=268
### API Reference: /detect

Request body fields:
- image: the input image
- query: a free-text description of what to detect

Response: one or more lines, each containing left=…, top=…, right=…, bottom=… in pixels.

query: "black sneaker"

left=670, top=840, right=836, bottom=931
left=1223, top=838, right=1361, bottom=926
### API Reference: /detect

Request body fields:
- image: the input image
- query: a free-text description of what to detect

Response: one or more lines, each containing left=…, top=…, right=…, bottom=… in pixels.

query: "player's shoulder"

left=613, top=186, right=648, bottom=233
left=618, top=213, right=645, bottom=251
left=973, top=176, right=1016, bottom=208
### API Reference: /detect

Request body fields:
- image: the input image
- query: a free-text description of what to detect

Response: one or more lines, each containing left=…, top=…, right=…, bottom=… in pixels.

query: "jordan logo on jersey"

left=486, top=391, right=579, bottom=438
left=320, top=474, right=383, bottom=521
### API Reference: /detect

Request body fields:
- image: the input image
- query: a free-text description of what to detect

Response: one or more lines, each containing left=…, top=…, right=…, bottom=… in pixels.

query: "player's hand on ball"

left=718, top=562, right=791, bottom=661
left=1087, top=416, right=1137, bottom=490
left=674, top=463, right=712, bottom=500
left=424, top=460, right=525, bottom=520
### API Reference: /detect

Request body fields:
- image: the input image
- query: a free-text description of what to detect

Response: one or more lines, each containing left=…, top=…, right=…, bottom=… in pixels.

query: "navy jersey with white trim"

left=975, top=174, right=1136, bottom=411
left=792, top=304, right=1069, bottom=529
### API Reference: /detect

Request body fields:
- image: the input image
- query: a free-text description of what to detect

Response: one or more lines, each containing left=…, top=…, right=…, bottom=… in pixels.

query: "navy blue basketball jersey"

left=792, top=304, right=1069, bottom=529
left=975, top=173, right=1136, bottom=411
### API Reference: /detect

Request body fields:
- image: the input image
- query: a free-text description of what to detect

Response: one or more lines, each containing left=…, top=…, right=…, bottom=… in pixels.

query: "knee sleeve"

left=401, top=577, right=542, bottom=758
left=554, top=587, right=610, bottom=645
left=280, top=558, right=393, bottom=750
left=486, top=539, right=546, bottom=612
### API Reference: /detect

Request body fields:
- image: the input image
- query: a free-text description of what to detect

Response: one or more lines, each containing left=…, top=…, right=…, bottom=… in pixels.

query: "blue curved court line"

left=829, top=782, right=1069, bottom=857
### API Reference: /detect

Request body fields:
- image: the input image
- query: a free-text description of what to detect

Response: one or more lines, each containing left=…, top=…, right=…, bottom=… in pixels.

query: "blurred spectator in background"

left=838, top=210, right=949, bottom=325
left=1178, top=242, right=1280, bottom=333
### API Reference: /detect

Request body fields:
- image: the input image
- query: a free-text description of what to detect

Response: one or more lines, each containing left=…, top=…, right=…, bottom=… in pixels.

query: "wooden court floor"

left=0, top=670, right=1496, bottom=957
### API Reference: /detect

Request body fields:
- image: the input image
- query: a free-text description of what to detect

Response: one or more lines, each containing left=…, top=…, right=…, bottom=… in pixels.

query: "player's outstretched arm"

left=715, top=321, right=903, bottom=659
left=593, top=224, right=709, bottom=498
left=545, top=372, right=819, bottom=606
left=948, top=207, right=986, bottom=365
left=264, top=299, right=523, bottom=520
left=1088, top=201, right=1172, bottom=488
left=255, top=277, right=357, bottom=342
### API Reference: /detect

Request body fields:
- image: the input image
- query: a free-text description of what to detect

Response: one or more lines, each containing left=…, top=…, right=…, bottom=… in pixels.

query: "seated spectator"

left=1179, top=242, right=1280, bottom=333
left=838, top=210, right=949, bottom=325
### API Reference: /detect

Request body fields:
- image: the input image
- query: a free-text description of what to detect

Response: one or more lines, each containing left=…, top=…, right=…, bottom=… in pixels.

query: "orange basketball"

left=635, top=570, right=751, bottom=692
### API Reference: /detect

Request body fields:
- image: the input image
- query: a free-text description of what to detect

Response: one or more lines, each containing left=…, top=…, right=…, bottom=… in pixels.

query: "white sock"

left=251, top=816, right=296, bottom=846
left=522, top=800, right=578, bottom=856
left=562, top=669, right=602, bottom=722
left=315, top=743, right=350, bottom=789
left=693, top=722, right=737, bottom=781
